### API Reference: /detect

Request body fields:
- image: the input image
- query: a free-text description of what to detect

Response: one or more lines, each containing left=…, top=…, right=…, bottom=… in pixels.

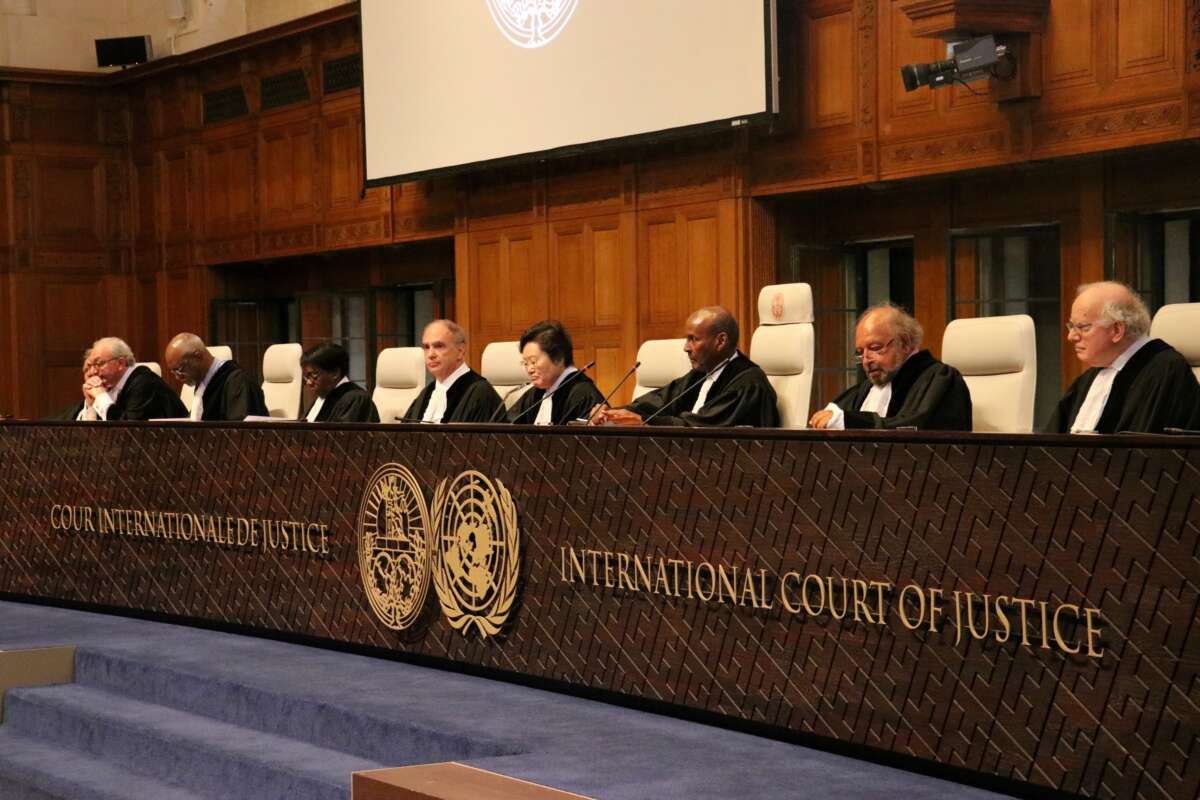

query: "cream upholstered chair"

left=632, top=339, right=690, bottom=400
left=481, top=341, right=530, bottom=409
left=749, top=283, right=814, bottom=429
left=1150, top=302, right=1200, bottom=382
left=180, top=345, right=234, bottom=412
left=261, top=343, right=303, bottom=419
left=372, top=347, right=426, bottom=423
left=941, top=314, right=1036, bottom=433
left=137, top=362, right=162, bottom=377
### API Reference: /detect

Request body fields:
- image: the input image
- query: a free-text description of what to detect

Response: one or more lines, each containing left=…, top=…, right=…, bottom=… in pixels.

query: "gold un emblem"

left=358, top=465, right=520, bottom=637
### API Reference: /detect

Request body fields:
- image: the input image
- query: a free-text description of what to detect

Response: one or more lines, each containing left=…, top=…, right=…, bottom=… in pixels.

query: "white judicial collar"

left=1070, top=335, right=1151, bottom=434
left=306, top=376, right=349, bottom=422
left=421, top=362, right=470, bottom=423
left=189, top=357, right=226, bottom=422
left=535, top=366, right=578, bottom=425
left=93, top=363, right=135, bottom=420
left=692, top=352, right=737, bottom=414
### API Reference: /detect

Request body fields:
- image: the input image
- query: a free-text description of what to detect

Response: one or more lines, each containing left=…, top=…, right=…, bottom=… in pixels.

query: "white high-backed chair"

left=137, top=362, right=162, bottom=377
left=482, top=341, right=530, bottom=409
left=372, top=347, right=426, bottom=423
left=180, top=345, right=234, bottom=412
left=632, top=339, right=690, bottom=400
left=941, top=314, right=1036, bottom=433
left=1150, top=302, right=1200, bottom=382
left=261, top=343, right=303, bottom=419
left=749, top=283, right=815, bottom=429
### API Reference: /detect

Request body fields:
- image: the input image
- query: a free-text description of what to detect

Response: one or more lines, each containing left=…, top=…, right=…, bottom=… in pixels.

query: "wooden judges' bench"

left=1, top=421, right=1197, bottom=799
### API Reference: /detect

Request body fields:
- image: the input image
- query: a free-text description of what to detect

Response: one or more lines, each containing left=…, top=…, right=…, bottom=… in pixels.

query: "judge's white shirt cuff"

left=821, top=403, right=845, bottom=430
left=77, top=404, right=99, bottom=421
left=92, top=392, right=115, bottom=420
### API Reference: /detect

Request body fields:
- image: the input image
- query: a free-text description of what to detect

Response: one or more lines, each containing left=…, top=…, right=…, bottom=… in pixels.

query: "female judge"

left=507, top=320, right=603, bottom=425
left=300, top=342, right=380, bottom=423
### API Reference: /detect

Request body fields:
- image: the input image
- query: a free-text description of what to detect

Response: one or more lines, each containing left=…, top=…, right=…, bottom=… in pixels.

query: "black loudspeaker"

left=95, top=35, right=152, bottom=68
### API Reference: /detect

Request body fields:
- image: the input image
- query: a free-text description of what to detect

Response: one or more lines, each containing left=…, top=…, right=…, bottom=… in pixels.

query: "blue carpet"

left=0, top=600, right=1010, bottom=800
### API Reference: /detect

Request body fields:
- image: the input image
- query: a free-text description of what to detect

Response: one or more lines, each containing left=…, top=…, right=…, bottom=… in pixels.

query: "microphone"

left=508, top=361, right=595, bottom=425
left=582, top=361, right=641, bottom=425
left=486, top=380, right=532, bottom=423
left=641, top=354, right=734, bottom=425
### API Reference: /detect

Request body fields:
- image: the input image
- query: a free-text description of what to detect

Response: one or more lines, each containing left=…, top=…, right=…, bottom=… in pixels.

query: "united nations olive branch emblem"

left=430, top=471, right=520, bottom=637
left=357, top=464, right=433, bottom=631
left=357, top=465, right=520, bottom=637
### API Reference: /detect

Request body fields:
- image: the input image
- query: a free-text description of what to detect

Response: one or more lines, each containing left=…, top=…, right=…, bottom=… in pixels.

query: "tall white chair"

left=481, top=341, right=529, bottom=409
left=1150, top=302, right=1200, bottom=382
left=941, top=314, right=1036, bottom=433
left=261, top=343, right=303, bottom=419
left=372, top=347, right=426, bottom=423
left=137, top=362, right=162, bottom=377
left=749, top=283, right=814, bottom=429
left=632, top=339, right=690, bottom=400
left=180, top=345, right=234, bottom=412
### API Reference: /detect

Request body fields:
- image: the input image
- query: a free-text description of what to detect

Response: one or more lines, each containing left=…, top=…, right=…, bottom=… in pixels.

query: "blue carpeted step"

left=0, top=728, right=208, bottom=800
left=72, top=647, right=519, bottom=765
left=3, top=683, right=388, bottom=800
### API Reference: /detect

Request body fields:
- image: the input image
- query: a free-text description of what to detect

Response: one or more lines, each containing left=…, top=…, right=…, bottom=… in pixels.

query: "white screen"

left=362, top=0, right=775, bottom=183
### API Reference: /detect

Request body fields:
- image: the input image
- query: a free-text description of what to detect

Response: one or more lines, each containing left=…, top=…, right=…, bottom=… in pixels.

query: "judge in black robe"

left=165, top=333, right=268, bottom=421
left=624, top=352, right=779, bottom=427
left=401, top=320, right=504, bottom=424
left=91, top=365, right=188, bottom=421
left=300, top=342, right=379, bottom=423
left=1044, top=339, right=1198, bottom=433
left=592, top=306, right=778, bottom=428
left=506, top=319, right=604, bottom=425
left=403, top=369, right=501, bottom=423
left=829, top=350, right=972, bottom=430
left=1046, top=281, right=1200, bottom=434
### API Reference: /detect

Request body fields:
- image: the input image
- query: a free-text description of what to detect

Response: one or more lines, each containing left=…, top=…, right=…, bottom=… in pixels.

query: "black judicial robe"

left=401, top=368, right=502, bottom=423
left=105, top=366, right=189, bottom=421
left=625, top=352, right=780, bottom=428
left=47, top=400, right=86, bottom=421
left=197, top=361, right=268, bottom=421
left=507, top=372, right=604, bottom=425
left=1043, top=338, right=1199, bottom=434
left=831, top=349, right=972, bottom=431
left=311, top=381, right=380, bottom=423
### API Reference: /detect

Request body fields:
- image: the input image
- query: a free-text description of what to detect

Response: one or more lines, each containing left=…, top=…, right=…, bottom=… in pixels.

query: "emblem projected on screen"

left=485, top=0, right=579, bottom=49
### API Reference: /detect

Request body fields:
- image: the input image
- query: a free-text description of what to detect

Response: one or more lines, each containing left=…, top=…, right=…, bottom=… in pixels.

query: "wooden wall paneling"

left=805, top=0, right=858, bottom=131
left=258, top=113, right=319, bottom=258
left=194, top=130, right=256, bottom=263
left=635, top=137, right=734, bottom=212
left=320, top=94, right=392, bottom=249
left=463, top=224, right=548, bottom=365
left=1190, top=0, right=1200, bottom=131
left=390, top=180, right=456, bottom=243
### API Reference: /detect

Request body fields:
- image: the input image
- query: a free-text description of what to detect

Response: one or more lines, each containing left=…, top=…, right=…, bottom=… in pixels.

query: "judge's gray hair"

left=426, top=319, right=467, bottom=347
left=92, top=336, right=135, bottom=366
left=859, top=303, right=924, bottom=349
left=1077, top=281, right=1151, bottom=338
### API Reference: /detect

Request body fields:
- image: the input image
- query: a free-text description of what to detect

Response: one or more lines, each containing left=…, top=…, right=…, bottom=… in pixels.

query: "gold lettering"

left=1038, top=601, right=1051, bottom=650
left=779, top=572, right=802, bottom=613
left=305, top=523, right=319, bottom=553
left=870, top=580, right=889, bottom=624
left=319, top=523, right=329, bottom=556
left=49, top=505, right=62, bottom=531
left=717, top=565, right=737, bottom=605
left=633, top=556, right=652, bottom=593
left=83, top=506, right=95, bottom=532
left=617, top=552, right=632, bottom=590
left=952, top=591, right=963, bottom=646
left=758, top=569, right=773, bottom=610
left=654, top=559, right=671, bottom=595
left=568, top=547, right=586, bottom=583
left=851, top=579, right=873, bottom=624
left=801, top=574, right=825, bottom=616
left=588, top=550, right=601, bottom=585
left=1084, top=607, right=1104, bottom=658
left=1052, top=603, right=1081, bottom=654
left=827, top=577, right=847, bottom=620
left=994, top=596, right=1011, bottom=643
left=669, top=560, right=685, bottom=598
left=897, top=584, right=924, bottom=630
left=965, top=593, right=990, bottom=640
left=927, top=588, right=944, bottom=633
left=1011, top=597, right=1034, bottom=646
left=694, top=562, right=715, bottom=602
left=237, top=518, right=250, bottom=547
left=739, top=567, right=758, bottom=608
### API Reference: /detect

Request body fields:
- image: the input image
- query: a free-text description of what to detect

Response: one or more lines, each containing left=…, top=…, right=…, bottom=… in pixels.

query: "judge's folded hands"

left=587, top=404, right=644, bottom=426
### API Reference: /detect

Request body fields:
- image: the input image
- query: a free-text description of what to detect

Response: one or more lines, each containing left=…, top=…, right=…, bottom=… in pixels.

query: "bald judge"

left=1045, top=281, right=1198, bottom=434
left=591, top=306, right=779, bottom=427
left=810, top=303, right=972, bottom=431
left=164, top=333, right=267, bottom=421
left=402, top=319, right=502, bottom=423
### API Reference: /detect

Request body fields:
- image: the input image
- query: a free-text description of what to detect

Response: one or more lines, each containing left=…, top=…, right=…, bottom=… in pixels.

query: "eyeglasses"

left=852, top=338, right=895, bottom=365
left=1065, top=320, right=1104, bottom=334
left=85, top=356, right=121, bottom=370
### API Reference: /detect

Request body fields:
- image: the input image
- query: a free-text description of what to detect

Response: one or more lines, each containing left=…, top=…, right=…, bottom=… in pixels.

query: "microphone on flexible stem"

left=486, top=380, right=532, bottom=423
left=508, top=361, right=596, bottom=425
left=581, top=361, right=641, bottom=425
left=641, top=355, right=734, bottom=425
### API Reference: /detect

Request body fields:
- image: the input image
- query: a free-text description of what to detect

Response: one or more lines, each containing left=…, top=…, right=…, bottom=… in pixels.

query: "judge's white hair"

left=859, top=303, right=923, bottom=349
left=92, top=336, right=135, bottom=366
left=1077, top=281, right=1151, bottom=338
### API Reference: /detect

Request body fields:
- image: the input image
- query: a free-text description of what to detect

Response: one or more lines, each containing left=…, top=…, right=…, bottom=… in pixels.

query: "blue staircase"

left=0, top=647, right=522, bottom=800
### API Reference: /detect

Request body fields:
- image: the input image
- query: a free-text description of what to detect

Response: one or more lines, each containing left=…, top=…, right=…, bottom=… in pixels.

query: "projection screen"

left=361, top=1, right=778, bottom=185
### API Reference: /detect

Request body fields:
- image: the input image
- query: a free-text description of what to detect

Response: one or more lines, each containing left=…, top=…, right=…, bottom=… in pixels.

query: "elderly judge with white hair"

left=82, top=337, right=188, bottom=421
left=809, top=303, right=972, bottom=431
left=1045, top=281, right=1199, bottom=434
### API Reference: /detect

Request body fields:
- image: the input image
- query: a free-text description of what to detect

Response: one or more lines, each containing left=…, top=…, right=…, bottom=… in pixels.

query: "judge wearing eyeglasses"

left=506, top=320, right=603, bottom=425
left=809, top=303, right=971, bottom=431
